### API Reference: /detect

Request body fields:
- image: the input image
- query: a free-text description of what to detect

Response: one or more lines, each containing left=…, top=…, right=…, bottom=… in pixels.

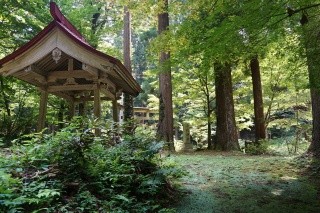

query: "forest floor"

left=172, top=151, right=320, bottom=213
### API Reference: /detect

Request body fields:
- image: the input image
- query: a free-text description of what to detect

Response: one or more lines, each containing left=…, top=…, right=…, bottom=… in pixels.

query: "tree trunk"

left=123, top=6, right=134, bottom=132
left=308, top=89, right=320, bottom=155
left=250, top=56, right=266, bottom=142
left=301, top=16, right=320, bottom=156
left=157, top=0, right=174, bottom=150
left=206, top=93, right=212, bottom=149
left=300, top=17, right=320, bottom=157
left=214, top=62, right=239, bottom=151
left=0, top=76, right=11, bottom=117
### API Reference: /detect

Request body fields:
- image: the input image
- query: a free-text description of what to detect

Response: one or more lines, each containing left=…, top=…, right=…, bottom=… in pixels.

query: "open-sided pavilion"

left=0, top=2, right=141, bottom=132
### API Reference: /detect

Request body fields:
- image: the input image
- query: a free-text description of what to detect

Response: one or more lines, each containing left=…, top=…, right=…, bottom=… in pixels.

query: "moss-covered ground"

left=173, top=151, right=320, bottom=213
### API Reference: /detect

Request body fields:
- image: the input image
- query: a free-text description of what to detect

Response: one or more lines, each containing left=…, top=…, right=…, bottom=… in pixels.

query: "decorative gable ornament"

left=52, top=48, right=62, bottom=63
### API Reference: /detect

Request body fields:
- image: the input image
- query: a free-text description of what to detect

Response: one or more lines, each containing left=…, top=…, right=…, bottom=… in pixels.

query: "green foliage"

left=0, top=78, right=38, bottom=146
left=0, top=120, right=183, bottom=212
left=244, top=140, right=269, bottom=155
left=268, top=136, right=311, bottom=156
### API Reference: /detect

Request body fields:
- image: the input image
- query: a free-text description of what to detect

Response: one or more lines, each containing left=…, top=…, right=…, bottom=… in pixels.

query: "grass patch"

left=173, top=151, right=320, bottom=213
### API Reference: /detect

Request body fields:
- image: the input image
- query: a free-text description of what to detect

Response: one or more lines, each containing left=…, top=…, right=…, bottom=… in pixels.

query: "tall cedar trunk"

left=250, top=56, right=266, bottom=142
left=214, top=63, right=240, bottom=151
left=123, top=6, right=134, bottom=129
left=91, top=5, right=101, bottom=49
left=206, top=93, right=212, bottom=149
left=0, top=76, right=10, bottom=117
left=301, top=16, right=320, bottom=156
left=157, top=0, right=174, bottom=150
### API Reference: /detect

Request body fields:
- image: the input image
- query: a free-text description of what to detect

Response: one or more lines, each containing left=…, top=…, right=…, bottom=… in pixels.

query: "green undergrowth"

left=0, top=119, right=183, bottom=213
left=238, top=137, right=310, bottom=156
left=173, top=152, right=320, bottom=213
left=267, top=137, right=310, bottom=156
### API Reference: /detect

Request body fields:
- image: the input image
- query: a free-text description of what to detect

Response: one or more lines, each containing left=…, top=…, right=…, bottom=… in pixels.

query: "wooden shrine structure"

left=0, top=2, right=141, bottom=132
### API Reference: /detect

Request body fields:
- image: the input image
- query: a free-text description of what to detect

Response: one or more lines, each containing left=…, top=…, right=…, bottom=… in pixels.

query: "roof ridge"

left=50, top=1, right=87, bottom=43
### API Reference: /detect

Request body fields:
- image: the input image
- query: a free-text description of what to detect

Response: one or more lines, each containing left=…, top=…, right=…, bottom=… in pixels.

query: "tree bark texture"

left=123, top=6, right=134, bottom=126
left=157, top=0, right=174, bottom=150
left=214, top=63, right=240, bottom=151
left=250, top=56, right=266, bottom=142
left=206, top=93, right=212, bottom=149
left=0, top=76, right=11, bottom=117
left=301, top=16, right=320, bottom=156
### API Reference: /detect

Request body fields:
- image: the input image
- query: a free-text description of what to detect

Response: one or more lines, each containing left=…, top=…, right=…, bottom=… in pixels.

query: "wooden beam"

left=51, top=92, right=74, bottom=102
left=28, top=72, right=47, bottom=84
left=99, top=75, right=116, bottom=91
left=116, top=89, right=123, bottom=99
left=14, top=65, right=47, bottom=84
left=37, top=90, right=48, bottom=132
left=101, top=88, right=115, bottom=100
left=82, top=63, right=98, bottom=77
left=47, top=70, right=94, bottom=82
left=47, top=84, right=97, bottom=92
left=100, top=84, right=116, bottom=100
left=74, top=96, right=110, bottom=103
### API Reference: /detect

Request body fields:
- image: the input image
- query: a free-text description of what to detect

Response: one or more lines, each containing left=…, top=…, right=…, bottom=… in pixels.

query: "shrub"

left=245, top=140, right=268, bottom=155
left=0, top=120, right=183, bottom=212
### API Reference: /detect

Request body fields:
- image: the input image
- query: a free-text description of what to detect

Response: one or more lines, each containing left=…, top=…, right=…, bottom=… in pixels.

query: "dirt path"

left=173, top=152, right=320, bottom=213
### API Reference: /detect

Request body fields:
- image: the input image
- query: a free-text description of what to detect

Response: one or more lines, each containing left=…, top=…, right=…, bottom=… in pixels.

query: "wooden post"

left=37, top=90, right=48, bottom=132
left=112, top=100, right=119, bottom=122
left=94, top=84, right=101, bottom=136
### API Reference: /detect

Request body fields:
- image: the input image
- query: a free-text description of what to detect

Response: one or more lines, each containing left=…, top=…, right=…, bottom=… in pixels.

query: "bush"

left=245, top=140, right=268, bottom=155
left=0, top=119, right=183, bottom=212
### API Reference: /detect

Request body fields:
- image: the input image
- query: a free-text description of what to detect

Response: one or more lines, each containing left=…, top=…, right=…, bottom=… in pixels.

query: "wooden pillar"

left=37, top=90, right=48, bottom=132
left=94, top=84, right=101, bottom=136
left=112, top=100, right=119, bottom=122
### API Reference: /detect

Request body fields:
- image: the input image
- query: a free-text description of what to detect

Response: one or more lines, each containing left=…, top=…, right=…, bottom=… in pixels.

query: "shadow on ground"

left=173, top=151, right=320, bottom=213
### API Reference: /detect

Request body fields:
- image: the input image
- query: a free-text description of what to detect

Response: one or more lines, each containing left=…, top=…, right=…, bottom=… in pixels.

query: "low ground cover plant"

left=0, top=119, right=182, bottom=212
